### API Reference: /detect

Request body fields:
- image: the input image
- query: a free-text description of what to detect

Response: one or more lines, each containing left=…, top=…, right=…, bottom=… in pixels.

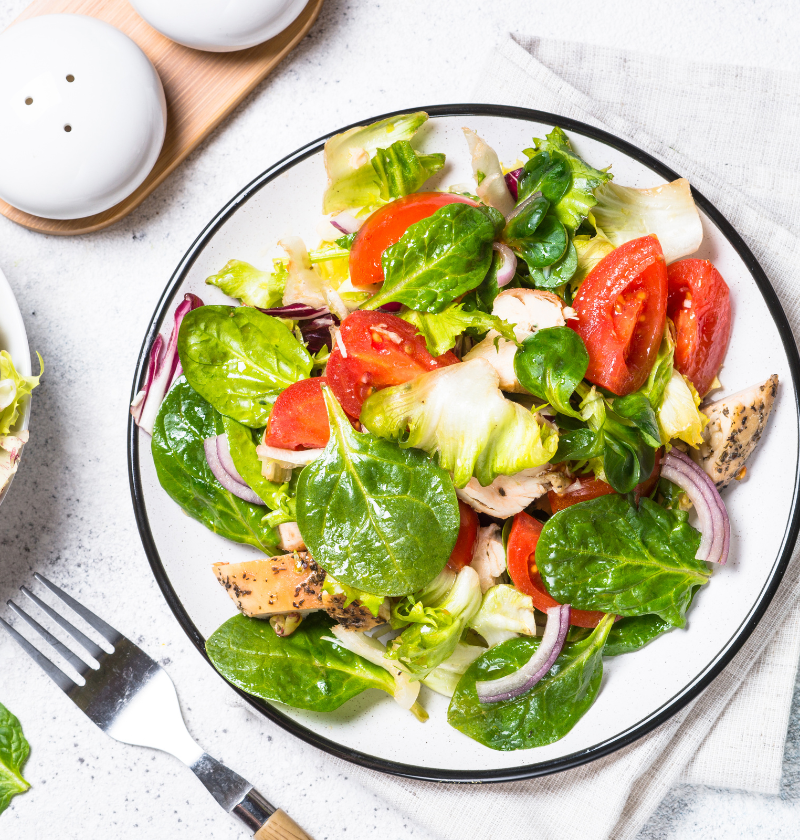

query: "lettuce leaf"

left=360, top=357, right=558, bottom=487
left=205, top=259, right=286, bottom=309
left=0, top=351, right=41, bottom=436
left=400, top=302, right=516, bottom=356
left=0, top=702, right=30, bottom=814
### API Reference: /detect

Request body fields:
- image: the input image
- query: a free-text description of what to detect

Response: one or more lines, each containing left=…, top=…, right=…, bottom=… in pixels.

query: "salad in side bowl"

left=0, top=267, right=41, bottom=506
left=130, top=108, right=797, bottom=779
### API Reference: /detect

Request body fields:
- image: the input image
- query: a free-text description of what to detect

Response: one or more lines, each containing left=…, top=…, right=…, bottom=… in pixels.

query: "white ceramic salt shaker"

left=129, top=0, right=309, bottom=52
left=0, top=14, right=166, bottom=220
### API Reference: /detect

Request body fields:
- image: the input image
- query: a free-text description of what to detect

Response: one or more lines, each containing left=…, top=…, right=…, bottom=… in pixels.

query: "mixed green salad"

left=133, top=112, right=777, bottom=751
left=0, top=350, right=41, bottom=498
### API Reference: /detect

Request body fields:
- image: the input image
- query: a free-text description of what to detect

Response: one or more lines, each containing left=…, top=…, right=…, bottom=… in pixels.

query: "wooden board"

left=0, top=0, right=324, bottom=236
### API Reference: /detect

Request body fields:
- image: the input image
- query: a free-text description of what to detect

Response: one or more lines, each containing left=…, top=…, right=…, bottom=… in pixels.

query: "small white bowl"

left=0, top=14, right=167, bottom=220
left=0, top=267, right=31, bottom=507
left=129, top=0, right=309, bottom=52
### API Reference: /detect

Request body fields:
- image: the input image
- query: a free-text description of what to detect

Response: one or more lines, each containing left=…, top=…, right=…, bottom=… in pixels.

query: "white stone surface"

left=0, top=1, right=799, bottom=838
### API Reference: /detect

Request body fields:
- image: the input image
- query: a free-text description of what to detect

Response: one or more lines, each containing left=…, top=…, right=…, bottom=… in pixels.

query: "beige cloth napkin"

left=339, top=37, right=800, bottom=839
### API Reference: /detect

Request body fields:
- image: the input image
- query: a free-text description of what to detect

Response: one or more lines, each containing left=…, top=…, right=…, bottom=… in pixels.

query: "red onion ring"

left=505, top=190, right=543, bottom=222
left=661, top=449, right=730, bottom=565
left=476, top=603, right=571, bottom=704
left=257, top=303, right=329, bottom=320
left=204, top=436, right=264, bottom=505
left=505, top=168, right=523, bottom=201
left=330, top=212, right=361, bottom=235
left=492, top=242, right=517, bottom=287
left=215, top=434, right=246, bottom=485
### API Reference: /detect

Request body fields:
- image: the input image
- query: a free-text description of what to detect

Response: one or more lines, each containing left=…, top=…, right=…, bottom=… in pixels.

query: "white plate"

left=0, top=266, right=31, bottom=507
left=128, top=107, right=800, bottom=781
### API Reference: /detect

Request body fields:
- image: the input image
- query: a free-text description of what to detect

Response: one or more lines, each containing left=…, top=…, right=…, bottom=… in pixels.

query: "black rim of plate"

left=128, top=104, right=800, bottom=783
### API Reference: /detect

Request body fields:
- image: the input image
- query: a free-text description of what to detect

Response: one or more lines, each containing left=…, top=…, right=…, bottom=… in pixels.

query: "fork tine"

left=34, top=574, right=122, bottom=646
left=9, top=599, right=96, bottom=678
left=21, top=586, right=107, bottom=660
left=0, top=617, right=79, bottom=692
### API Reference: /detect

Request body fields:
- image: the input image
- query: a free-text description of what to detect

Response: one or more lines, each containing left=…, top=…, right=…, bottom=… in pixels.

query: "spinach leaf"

left=372, top=141, right=445, bottom=201
left=514, top=326, right=588, bottom=418
left=537, top=494, right=709, bottom=627
left=363, top=203, right=496, bottom=313
left=506, top=214, right=568, bottom=270
left=178, top=306, right=312, bottom=428
left=604, top=615, right=672, bottom=657
left=447, top=614, right=614, bottom=750
left=296, top=386, right=460, bottom=596
left=612, top=393, right=661, bottom=448
left=206, top=613, right=394, bottom=712
left=517, top=150, right=571, bottom=205
left=221, top=415, right=291, bottom=509
left=528, top=240, right=578, bottom=289
left=461, top=249, right=521, bottom=313
left=554, top=427, right=603, bottom=461
left=152, top=379, right=279, bottom=553
left=0, top=702, right=30, bottom=814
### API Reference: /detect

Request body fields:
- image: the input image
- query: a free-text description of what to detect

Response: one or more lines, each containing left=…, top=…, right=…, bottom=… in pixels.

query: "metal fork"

left=1, top=574, right=313, bottom=840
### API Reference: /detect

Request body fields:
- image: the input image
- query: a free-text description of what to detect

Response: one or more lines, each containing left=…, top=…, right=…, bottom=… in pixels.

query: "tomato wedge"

left=263, top=377, right=331, bottom=450
left=572, top=235, right=668, bottom=396
left=548, top=451, right=663, bottom=513
left=349, top=192, right=477, bottom=288
left=327, top=310, right=458, bottom=417
left=446, top=501, right=479, bottom=571
left=667, top=259, right=731, bottom=397
left=506, top=511, right=606, bottom=628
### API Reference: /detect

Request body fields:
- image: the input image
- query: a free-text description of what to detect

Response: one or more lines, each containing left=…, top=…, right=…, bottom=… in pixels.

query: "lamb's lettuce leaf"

left=360, top=358, right=558, bottom=488
left=205, top=259, right=286, bottom=309
left=296, top=386, right=460, bottom=597
left=177, top=306, right=312, bottom=428
left=537, top=494, right=709, bottom=627
left=0, top=702, right=30, bottom=815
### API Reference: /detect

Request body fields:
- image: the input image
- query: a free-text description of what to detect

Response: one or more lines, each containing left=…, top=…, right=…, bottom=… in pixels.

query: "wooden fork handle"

left=255, top=809, right=314, bottom=840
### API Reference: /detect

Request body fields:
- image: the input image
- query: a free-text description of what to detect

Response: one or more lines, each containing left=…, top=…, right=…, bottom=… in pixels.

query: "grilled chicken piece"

left=213, top=553, right=385, bottom=630
left=213, top=553, right=325, bottom=618
left=277, top=522, right=306, bottom=552
left=691, top=374, right=778, bottom=489
left=456, top=465, right=572, bottom=518
left=463, top=289, right=568, bottom=392
left=470, top=524, right=506, bottom=593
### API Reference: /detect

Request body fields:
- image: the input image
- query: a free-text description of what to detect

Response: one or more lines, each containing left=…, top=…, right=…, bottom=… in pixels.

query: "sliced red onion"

left=377, top=302, right=403, bottom=313
left=476, top=604, right=571, bottom=704
left=505, top=190, right=543, bottom=222
left=131, top=293, right=204, bottom=436
left=661, top=448, right=730, bottom=565
left=331, top=212, right=361, bottom=235
left=301, top=314, right=339, bottom=354
left=505, top=168, right=523, bottom=201
left=204, top=436, right=264, bottom=505
left=216, top=434, right=246, bottom=485
left=492, top=242, right=517, bottom=287
left=257, top=303, right=329, bottom=320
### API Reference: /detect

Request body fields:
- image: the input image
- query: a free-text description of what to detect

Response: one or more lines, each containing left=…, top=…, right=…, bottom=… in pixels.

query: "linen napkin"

left=337, top=37, right=800, bottom=840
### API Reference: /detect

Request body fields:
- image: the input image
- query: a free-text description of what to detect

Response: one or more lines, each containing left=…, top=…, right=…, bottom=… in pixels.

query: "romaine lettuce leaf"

left=0, top=351, right=41, bottom=436
left=205, top=259, right=286, bottom=309
left=469, top=585, right=537, bottom=648
left=360, top=358, right=558, bottom=488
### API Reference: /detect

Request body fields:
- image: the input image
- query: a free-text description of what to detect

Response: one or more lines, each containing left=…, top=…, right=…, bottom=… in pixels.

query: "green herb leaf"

left=0, top=702, right=30, bottom=814
left=514, top=326, right=588, bottom=418
left=206, top=613, right=394, bottom=712
left=372, top=141, right=445, bottom=201
left=178, top=306, right=312, bottom=428
left=528, top=240, right=578, bottom=290
left=517, top=150, right=572, bottom=205
left=537, top=494, right=709, bottom=627
left=506, top=213, right=568, bottom=270
left=205, top=259, right=286, bottom=309
left=297, top=386, right=460, bottom=596
left=447, top=614, right=614, bottom=750
left=363, top=203, right=496, bottom=313
left=152, top=378, right=279, bottom=553
left=400, top=303, right=517, bottom=357
left=502, top=195, right=549, bottom=248
left=612, top=392, right=662, bottom=448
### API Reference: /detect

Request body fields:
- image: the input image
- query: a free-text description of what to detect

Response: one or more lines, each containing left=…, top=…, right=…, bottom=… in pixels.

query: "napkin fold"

left=340, top=36, right=800, bottom=840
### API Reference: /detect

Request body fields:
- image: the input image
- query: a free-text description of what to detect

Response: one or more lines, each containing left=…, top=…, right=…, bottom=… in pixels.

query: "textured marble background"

left=1, top=1, right=800, bottom=838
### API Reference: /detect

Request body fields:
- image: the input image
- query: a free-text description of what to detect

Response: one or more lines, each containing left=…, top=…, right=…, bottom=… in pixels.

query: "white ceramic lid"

left=129, top=0, right=308, bottom=52
left=0, top=14, right=167, bottom=220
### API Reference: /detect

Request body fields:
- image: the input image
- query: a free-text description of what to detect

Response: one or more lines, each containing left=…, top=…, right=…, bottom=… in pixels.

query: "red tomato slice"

left=327, top=310, right=458, bottom=417
left=506, top=512, right=606, bottom=628
left=446, top=501, right=479, bottom=571
left=572, top=235, right=668, bottom=396
left=667, top=259, right=731, bottom=397
left=349, top=192, right=477, bottom=288
left=548, top=451, right=662, bottom=513
left=263, top=377, right=331, bottom=450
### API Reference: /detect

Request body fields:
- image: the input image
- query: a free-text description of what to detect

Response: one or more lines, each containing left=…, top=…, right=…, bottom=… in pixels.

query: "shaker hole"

left=64, top=124, right=72, bottom=133
left=66, top=74, right=75, bottom=83
left=24, top=97, right=33, bottom=105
